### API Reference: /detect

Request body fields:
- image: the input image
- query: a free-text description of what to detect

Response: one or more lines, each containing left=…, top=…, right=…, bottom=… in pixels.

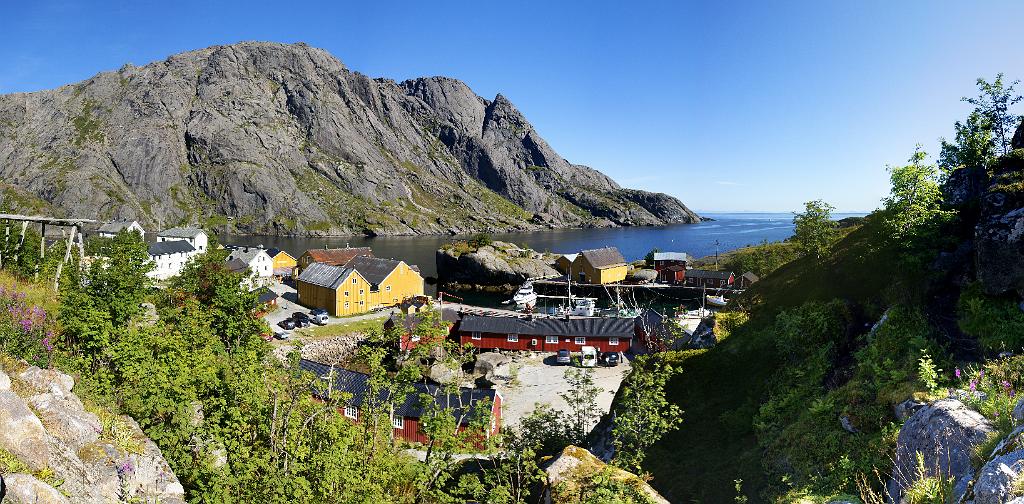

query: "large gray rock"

left=974, top=150, right=1024, bottom=296
left=0, top=390, right=51, bottom=471
left=0, top=42, right=699, bottom=236
left=437, top=241, right=560, bottom=288
left=887, top=399, right=995, bottom=503
left=474, top=352, right=514, bottom=384
left=425, top=362, right=459, bottom=385
left=1013, top=118, right=1024, bottom=150
left=3, top=473, right=71, bottom=504
left=18, top=366, right=75, bottom=397
left=974, top=450, right=1024, bottom=504
left=28, top=391, right=101, bottom=451
left=942, top=165, right=989, bottom=207
left=544, top=446, right=669, bottom=504
left=0, top=368, right=10, bottom=390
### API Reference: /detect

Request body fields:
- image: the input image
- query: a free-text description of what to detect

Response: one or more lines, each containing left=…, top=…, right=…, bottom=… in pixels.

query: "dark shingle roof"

left=686, top=269, right=734, bottom=280
left=158, top=226, right=206, bottom=239
left=344, top=256, right=406, bottom=287
left=298, top=359, right=496, bottom=423
left=458, top=315, right=634, bottom=338
left=580, top=247, right=626, bottom=269
left=295, top=262, right=355, bottom=289
left=741, top=271, right=760, bottom=282
left=98, top=221, right=140, bottom=234
left=148, top=240, right=195, bottom=256
left=225, top=258, right=249, bottom=273
left=304, top=247, right=373, bottom=265
left=258, top=289, right=279, bottom=304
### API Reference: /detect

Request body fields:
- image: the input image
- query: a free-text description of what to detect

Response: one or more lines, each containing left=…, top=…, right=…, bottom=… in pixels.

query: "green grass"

left=296, top=316, right=387, bottom=339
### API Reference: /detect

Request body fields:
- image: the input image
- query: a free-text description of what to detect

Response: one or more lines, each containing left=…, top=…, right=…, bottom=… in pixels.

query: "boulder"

left=887, top=399, right=995, bottom=502
left=18, top=366, right=74, bottom=397
left=3, top=473, right=71, bottom=504
left=121, top=416, right=187, bottom=504
left=894, top=399, right=926, bottom=422
left=28, top=392, right=101, bottom=451
left=1014, top=398, right=1024, bottom=423
left=474, top=352, right=512, bottom=376
left=974, top=450, right=1024, bottom=504
left=0, top=390, right=51, bottom=471
left=0, top=368, right=10, bottom=390
left=543, top=445, right=669, bottom=504
left=426, top=363, right=459, bottom=385
left=1014, top=118, right=1024, bottom=150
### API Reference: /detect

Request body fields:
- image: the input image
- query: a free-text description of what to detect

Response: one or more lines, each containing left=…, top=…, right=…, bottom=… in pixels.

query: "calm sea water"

left=221, top=212, right=866, bottom=281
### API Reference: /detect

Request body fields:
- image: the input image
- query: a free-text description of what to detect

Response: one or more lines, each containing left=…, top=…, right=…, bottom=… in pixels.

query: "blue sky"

left=2, top=1, right=1022, bottom=212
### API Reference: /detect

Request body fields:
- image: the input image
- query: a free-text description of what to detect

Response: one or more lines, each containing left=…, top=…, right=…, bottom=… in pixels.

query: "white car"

left=579, top=346, right=598, bottom=367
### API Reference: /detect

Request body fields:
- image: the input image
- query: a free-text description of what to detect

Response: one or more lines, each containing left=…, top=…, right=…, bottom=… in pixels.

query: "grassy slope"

left=644, top=216, right=913, bottom=502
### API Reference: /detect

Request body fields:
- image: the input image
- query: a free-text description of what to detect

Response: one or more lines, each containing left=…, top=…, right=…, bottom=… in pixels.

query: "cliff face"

left=0, top=42, right=699, bottom=236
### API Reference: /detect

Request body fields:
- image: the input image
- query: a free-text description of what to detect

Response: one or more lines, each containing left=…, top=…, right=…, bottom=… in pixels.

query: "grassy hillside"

left=644, top=215, right=937, bottom=502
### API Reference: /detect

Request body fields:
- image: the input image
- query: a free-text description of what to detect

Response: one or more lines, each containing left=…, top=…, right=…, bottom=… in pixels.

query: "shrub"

left=958, top=282, right=1024, bottom=352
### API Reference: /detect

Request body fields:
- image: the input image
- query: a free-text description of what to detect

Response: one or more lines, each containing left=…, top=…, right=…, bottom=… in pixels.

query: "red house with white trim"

left=456, top=315, right=635, bottom=353
left=299, top=359, right=501, bottom=444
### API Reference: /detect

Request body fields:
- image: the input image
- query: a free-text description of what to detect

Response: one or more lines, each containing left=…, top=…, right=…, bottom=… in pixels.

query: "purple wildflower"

left=955, top=368, right=961, bottom=379
left=1003, top=380, right=1012, bottom=390
left=117, top=460, right=134, bottom=476
left=970, top=380, right=977, bottom=392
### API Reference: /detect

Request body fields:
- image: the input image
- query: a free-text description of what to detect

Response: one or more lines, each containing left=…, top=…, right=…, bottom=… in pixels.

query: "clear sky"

left=2, top=1, right=1022, bottom=212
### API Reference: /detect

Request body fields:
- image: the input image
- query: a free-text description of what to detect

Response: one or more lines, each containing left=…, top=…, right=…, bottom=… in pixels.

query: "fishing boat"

left=705, top=294, right=728, bottom=307
left=557, top=297, right=596, bottom=317
left=511, top=281, right=538, bottom=307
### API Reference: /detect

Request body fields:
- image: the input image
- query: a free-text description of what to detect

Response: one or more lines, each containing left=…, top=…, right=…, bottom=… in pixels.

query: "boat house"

left=554, top=253, right=578, bottom=275
left=457, top=315, right=635, bottom=353
left=736, top=271, right=760, bottom=289
left=659, top=264, right=687, bottom=285
left=572, top=247, right=628, bottom=285
left=299, top=359, right=502, bottom=444
left=266, top=248, right=297, bottom=277
left=652, top=252, right=688, bottom=271
left=98, top=220, right=145, bottom=239
left=684, top=269, right=735, bottom=288
left=344, top=256, right=425, bottom=308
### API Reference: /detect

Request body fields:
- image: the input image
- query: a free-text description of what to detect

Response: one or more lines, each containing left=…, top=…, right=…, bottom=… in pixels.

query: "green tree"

left=792, top=200, right=837, bottom=261
left=939, top=110, right=996, bottom=175
left=611, top=356, right=683, bottom=472
left=882, top=148, right=949, bottom=241
left=644, top=248, right=660, bottom=267
left=962, top=73, right=1022, bottom=155
left=560, top=367, right=603, bottom=445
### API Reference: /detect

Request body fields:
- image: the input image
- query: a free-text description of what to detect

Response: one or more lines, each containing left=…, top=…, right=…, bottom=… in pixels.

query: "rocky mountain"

left=0, top=42, right=699, bottom=236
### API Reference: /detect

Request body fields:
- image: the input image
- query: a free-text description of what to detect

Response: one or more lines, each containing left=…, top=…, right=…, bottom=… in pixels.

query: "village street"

left=497, top=353, right=631, bottom=429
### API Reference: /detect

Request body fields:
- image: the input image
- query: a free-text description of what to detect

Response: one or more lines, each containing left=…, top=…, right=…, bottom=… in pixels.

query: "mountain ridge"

left=0, top=41, right=699, bottom=236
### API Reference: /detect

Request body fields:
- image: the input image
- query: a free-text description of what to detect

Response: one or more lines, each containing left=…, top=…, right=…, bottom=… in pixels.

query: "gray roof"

left=225, top=258, right=249, bottom=273
left=158, top=226, right=206, bottom=239
left=148, top=240, right=195, bottom=256
left=458, top=315, right=634, bottom=338
left=345, top=256, right=405, bottom=287
left=98, top=221, right=141, bottom=234
left=741, top=271, right=760, bottom=282
left=653, top=252, right=688, bottom=261
left=687, top=269, right=734, bottom=280
left=295, top=262, right=355, bottom=290
left=580, top=247, right=626, bottom=269
left=299, top=359, right=496, bottom=423
left=227, top=247, right=270, bottom=264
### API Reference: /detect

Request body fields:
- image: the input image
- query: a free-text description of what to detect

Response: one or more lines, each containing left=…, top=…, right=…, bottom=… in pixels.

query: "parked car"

left=600, top=351, right=620, bottom=367
left=309, top=310, right=329, bottom=325
left=277, top=318, right=296, bottom=330
left=274, top=331, right=291, bottom=341
left=556, top=349, right=572, bottom=365
left=579, top=346, right=598, bottom=367
left=291, top=312, right=311, bottom=328
left=310, top=308, right=328, bottom=316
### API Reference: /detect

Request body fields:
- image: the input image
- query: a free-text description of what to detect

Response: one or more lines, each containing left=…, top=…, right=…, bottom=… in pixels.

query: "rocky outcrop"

left=437, top=240, right=560, bottom=291
left=543, top=445, right=669, bottom=504
left=473, top=352, right=514, bottom=385
left=974, top=149, right=1024, bottom=296
left=0, top=364, right=185, bottom=504
left=887, top=398, right=995, bottom=502
left=0, top=41, right=699, bottom=236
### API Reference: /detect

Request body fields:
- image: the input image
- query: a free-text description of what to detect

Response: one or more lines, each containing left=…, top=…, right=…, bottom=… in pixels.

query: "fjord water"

left=223, top=212, right=865, bottom=279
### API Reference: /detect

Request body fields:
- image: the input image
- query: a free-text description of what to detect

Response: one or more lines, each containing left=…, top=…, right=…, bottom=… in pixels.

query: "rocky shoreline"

left=435, top=240, right=560, bottom=294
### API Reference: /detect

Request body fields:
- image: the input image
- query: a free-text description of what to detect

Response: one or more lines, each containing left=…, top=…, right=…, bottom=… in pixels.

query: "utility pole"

left=714, top=240, right=720, bottom=271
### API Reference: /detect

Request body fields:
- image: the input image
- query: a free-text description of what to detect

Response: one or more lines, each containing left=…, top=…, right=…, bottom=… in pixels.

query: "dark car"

left=600, top=351, right=620, bottom=367
left=277, top=318, right=296, bottom=330
left=310, top=308, right=328, bottom=316
left=556, top=349, right=572, bottom=365
left=291, top=313, right=311, bottom=328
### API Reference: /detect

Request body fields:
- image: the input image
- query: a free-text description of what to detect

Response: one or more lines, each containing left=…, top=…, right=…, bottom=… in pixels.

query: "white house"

left=147, top=240, right=197, bottom=280
left=226, top=246, right=274, bottom=288
left=157, top=227, right=209, bottom=253
left=98, top=221, right=145, bottom=239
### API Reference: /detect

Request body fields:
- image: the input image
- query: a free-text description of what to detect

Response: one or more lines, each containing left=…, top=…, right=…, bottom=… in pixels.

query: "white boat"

left=512, top=282, right=538, bottom=307
left=705, top=294, right=728, bottom=307
left=678, top=307, right=714, bottom=320
left=557, top=298, right=596, bottom=317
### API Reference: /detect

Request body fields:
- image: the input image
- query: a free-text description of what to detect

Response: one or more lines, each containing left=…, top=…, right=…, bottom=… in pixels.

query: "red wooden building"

left=658, top=264, right=686, bottom=284
left=456, top=315, right=635, bottom=353
left=299, top=359, right=501, bottom=444
left=684, top=269, right=735, bottom=288
left=652, top=252, right=689, bottom=272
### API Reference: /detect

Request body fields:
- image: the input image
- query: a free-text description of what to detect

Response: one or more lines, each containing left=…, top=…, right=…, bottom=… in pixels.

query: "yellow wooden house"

left=345, top=256, right=424, bottom=308
left=295, top=263, right=374, bottom=316
left=266, top=248, right=297, bottom=276
left=572, top=247, right=628, bottom=284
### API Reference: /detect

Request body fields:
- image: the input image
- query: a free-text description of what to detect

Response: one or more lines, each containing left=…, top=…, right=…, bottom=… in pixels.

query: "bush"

left=467, top=233, right=493, bottom=249
left=958, top=282, right=1024, bottom=352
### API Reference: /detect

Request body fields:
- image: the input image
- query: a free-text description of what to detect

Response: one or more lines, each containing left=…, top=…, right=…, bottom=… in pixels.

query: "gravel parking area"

left=497, top=353, right=631, bottom=429
left=263, top=280, right=393, bottom=338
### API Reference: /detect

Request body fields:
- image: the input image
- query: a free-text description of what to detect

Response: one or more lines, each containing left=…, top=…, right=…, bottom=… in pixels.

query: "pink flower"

left=955, top=368, right=961, bottom=379
left=970, top=380, right=977, bottom=392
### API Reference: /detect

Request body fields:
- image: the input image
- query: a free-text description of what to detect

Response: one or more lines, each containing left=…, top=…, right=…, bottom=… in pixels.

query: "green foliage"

left=904, top=453, right=954, bottom=504
left=467, top=233, right=493, bottom=249
left=561, top=367, right=604, bottom=445
left=939, top=111, right=996, bottom=175
left=612, top=355, right=683, bottom=472
left=792, top=199, right=838, bottom=261
left=644, top=248, right=659, bottom=267
left=962, top=73, right=1022, bottom=156
left=917, top=352, right=941, bottom=393
left=958, top=282, right=1024, bottom=352
left=721, top=241, right=799, bottom=278
left=71, top=98, right=106, bottom=147
left=550, top=464, right=658, bottom=504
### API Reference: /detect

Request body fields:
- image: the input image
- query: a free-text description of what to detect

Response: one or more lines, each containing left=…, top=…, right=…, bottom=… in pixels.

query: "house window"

left=359, top=300, right=364, bottom=305
left=545, top=335, right=558, bottom=344
left=345, top=291, right=349, bottom=297
left=507, top=334, right=518, bottom=342
left=392, top=416, right=404, bottom=429
left=471, top=332, right=482, bottom=340
left=574, top=337, right=586, bottom=345
left=344, top=405, right=358, bottom=419
left=386, top=285, right=392, bottom=292
left=344, top=301, right=350, bottom=308
left=359, top=289, right=364, bottom=295
left=352, top=278, right=357, bottom=284
left=609, top=337, right=619, bottom=345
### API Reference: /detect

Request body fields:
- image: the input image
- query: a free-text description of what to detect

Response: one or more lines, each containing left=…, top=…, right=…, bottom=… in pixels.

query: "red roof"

left=303, top=247, right=373, bottom=266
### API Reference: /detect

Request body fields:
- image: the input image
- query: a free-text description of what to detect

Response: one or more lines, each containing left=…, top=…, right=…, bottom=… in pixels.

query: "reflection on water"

left=220, top=212, right=865, bottom=285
